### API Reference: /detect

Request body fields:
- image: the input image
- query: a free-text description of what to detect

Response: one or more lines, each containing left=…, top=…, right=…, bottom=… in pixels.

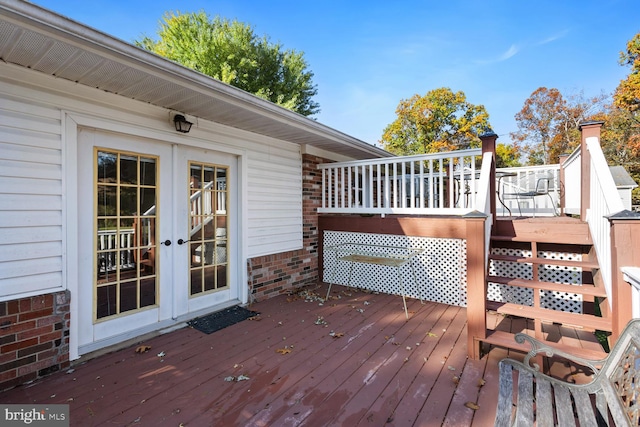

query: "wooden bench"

left=495, top=319, right=640, bottom=426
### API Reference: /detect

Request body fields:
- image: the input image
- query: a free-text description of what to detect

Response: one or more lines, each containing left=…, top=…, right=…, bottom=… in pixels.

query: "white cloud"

left=536, top=29, right=570, bottom=45
left=499, top=44, right=520, bottom=61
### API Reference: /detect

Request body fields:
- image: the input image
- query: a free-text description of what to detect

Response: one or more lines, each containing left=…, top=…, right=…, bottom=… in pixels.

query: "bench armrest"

left=514, top=333, right=607, bottom=376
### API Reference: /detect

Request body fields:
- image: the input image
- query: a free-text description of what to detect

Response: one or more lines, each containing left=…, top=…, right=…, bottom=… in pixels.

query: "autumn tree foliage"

left=608, top=32, right=640, bottom=204
left=495, top=143, right=521, bottom=168
left=137, top=11, right=319, bottom=116
left=613, top=32, right=640, bottom=114
left=511, top=87, right=606, bottom=165
left=380, top=88, right=491, bottom=155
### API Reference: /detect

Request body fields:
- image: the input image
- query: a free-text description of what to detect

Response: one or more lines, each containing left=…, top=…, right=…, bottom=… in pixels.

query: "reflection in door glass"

left=95, top=150, right=158, bottom=320
left=189, top=162, right=228, bottom=296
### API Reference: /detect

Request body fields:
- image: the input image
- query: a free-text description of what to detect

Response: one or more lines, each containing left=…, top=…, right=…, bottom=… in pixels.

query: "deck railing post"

left=608, top=212, right=640, bottom=342
left=465, top=211, right=489, bottom=359
left=558, top=153, right=569, bottom=216
left=579, top=121, right=604, bottom=220
left=480, top=130, right=498, bottom=226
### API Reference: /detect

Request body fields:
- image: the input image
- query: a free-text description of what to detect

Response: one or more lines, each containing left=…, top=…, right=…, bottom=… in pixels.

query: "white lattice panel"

left=488, top=247, right=584, bottom=313
left=323, top=231, right=467, bottom=307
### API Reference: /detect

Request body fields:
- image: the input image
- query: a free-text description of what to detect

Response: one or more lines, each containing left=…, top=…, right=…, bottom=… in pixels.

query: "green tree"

left=137, top=11, right=319, bottom=116
left=380, top=88, right=490, bottom=155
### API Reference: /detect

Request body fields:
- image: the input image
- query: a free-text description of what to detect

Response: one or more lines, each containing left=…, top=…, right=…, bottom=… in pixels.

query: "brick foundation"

left=249, top=153, right=326, bottom=300
left=0, top=290, right=71, bottom=391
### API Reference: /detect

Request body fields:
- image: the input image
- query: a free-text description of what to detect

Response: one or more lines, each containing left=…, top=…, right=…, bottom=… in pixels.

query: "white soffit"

left=0, top=0, right=391, bottom=160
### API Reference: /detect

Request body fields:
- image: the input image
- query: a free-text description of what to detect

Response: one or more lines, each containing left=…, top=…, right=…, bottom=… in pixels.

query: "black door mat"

left=188, top=306, right=259, bottom=334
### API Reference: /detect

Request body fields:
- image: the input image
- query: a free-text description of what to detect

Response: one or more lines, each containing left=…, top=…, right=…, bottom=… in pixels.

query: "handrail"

left=622, top=267, right=640, bottom=318
left=585, top=136, right=624, bottom=307
left=475, top=152, right=494, bottom=270
left=318, top=149, right=483, bottom=215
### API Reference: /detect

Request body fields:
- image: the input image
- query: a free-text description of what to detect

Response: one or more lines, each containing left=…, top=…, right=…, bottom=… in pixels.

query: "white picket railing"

left=97, top=228, right=136, bottom=272
left=585, top=136, right=625, bottom=307
left=319, top=149, right=484, bottom=215
left=562, top=148, right=582, bottom=215
left=495, top=165, right=561, bottom=217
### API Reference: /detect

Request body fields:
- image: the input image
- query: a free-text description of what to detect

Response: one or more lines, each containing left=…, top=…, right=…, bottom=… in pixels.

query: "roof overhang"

left=0, top=0, right=392, bottom=160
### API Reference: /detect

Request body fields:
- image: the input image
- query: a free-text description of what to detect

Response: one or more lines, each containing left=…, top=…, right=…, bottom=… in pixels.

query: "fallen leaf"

left=135, top=345, right=151, bottom=354
left=465, top=402, right=480, bottom=410
left=224, top=376, right=235, bottom=382
left=330, top=332, right=344, bottom=338
left=248, top=316, right=261, bottom=321
left=237, top=375, right=250, bottom=381
left=453, top=375, right=460, bottom=385
left=426, top=332, right=438, bottom=338
left=477, top=378, right=486, bottom=387
left=276, top=348, right=291, bottom=355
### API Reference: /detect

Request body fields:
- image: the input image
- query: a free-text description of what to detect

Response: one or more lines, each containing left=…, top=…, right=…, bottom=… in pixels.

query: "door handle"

left=161, top=239, right=171, bottom=246
left=177, top=239, right=189, bottom=245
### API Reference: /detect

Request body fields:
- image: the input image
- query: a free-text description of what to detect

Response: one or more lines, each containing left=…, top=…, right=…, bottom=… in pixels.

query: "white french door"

left=173, top=146, right=239, bottom=315
left=77, top=129, right=238, bottom=353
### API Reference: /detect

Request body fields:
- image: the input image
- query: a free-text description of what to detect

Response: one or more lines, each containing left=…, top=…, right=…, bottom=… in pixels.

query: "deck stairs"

left=481, top=216, right=611, bottom=359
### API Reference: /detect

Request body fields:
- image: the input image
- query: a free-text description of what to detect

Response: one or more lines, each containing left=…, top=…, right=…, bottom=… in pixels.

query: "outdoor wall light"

left=173, top=114, right=193, bottom=133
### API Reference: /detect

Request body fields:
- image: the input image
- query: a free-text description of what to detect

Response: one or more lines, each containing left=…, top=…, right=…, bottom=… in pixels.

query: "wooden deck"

left=0, top=284, right=604, bottom=426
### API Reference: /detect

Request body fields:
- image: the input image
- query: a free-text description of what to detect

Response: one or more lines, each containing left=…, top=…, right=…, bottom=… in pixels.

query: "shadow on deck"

left=0, top=284, right=603, bottom=426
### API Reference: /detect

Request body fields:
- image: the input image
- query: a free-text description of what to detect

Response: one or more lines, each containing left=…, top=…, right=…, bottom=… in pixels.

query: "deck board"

left=0, top=284, right=604, bottom=426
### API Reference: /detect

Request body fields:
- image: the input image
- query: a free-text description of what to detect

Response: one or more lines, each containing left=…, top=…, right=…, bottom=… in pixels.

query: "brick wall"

left=249, top=153, right=325, bottom=300
left=0, top=291, right=70, bottom=391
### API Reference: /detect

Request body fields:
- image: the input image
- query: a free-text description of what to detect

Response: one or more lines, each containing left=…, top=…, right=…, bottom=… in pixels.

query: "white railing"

left=319, top=149, right=484, bottom=215
left=622, top=267, right=640, bottom=318
left=562, top=147, right=582, bottom=215
left=496, top=164, right=561, bottom=217
left=97, top=228, right=136, bottom=272
left=585, top=136, right=625, bottom=307
left=476, top=152, right=494, bottom=269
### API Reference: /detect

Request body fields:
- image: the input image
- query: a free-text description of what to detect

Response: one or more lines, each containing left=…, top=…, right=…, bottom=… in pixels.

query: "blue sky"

left=31, top=0, right=640, bottom=147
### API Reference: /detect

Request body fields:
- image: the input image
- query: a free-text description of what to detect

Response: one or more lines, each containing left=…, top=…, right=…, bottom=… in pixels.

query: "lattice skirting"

left=323, top=231, right=467, bottom=307
left=488, top=247, right=584, bottom=313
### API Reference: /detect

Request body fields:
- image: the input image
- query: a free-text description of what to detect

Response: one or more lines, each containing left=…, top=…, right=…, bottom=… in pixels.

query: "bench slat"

left=572, top=388, right=599, bottom=427
left=495, top=362, right=515, bottom=427
left=534, top=377, right=554, bottom=427
left=554, top=384, right=576, bottom=427
left=516, top=369, right=534, bottom=425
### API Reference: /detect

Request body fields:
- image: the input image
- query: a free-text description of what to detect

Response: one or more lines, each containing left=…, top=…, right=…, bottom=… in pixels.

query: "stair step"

left=489, top=254, right=599, bottom=269
left=491, top=234, right=592, bottom=245
left=492, top=302, right=612, bottom=332
left=487, top=276, right=608, bottom=298
left=492, top=218, right=592, bottom=245
left=481, top=330, right=608, bottom=360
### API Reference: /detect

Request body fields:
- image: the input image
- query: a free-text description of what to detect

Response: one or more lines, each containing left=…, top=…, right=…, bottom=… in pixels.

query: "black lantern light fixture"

left=173, top=114, right=193, bottom=133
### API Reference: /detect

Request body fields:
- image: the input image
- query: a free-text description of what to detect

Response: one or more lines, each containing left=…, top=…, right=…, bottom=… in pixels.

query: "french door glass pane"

left=95, top=150, right=158, bottom=321
left=189, top=162, right=229, bottom=296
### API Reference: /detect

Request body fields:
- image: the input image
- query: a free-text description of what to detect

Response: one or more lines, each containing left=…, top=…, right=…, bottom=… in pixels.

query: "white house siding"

left=0, top=64, right=303, bottom=302
left=0, top=92, right=64, bottom=301
left=246, top=145, right=302, bottom=258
